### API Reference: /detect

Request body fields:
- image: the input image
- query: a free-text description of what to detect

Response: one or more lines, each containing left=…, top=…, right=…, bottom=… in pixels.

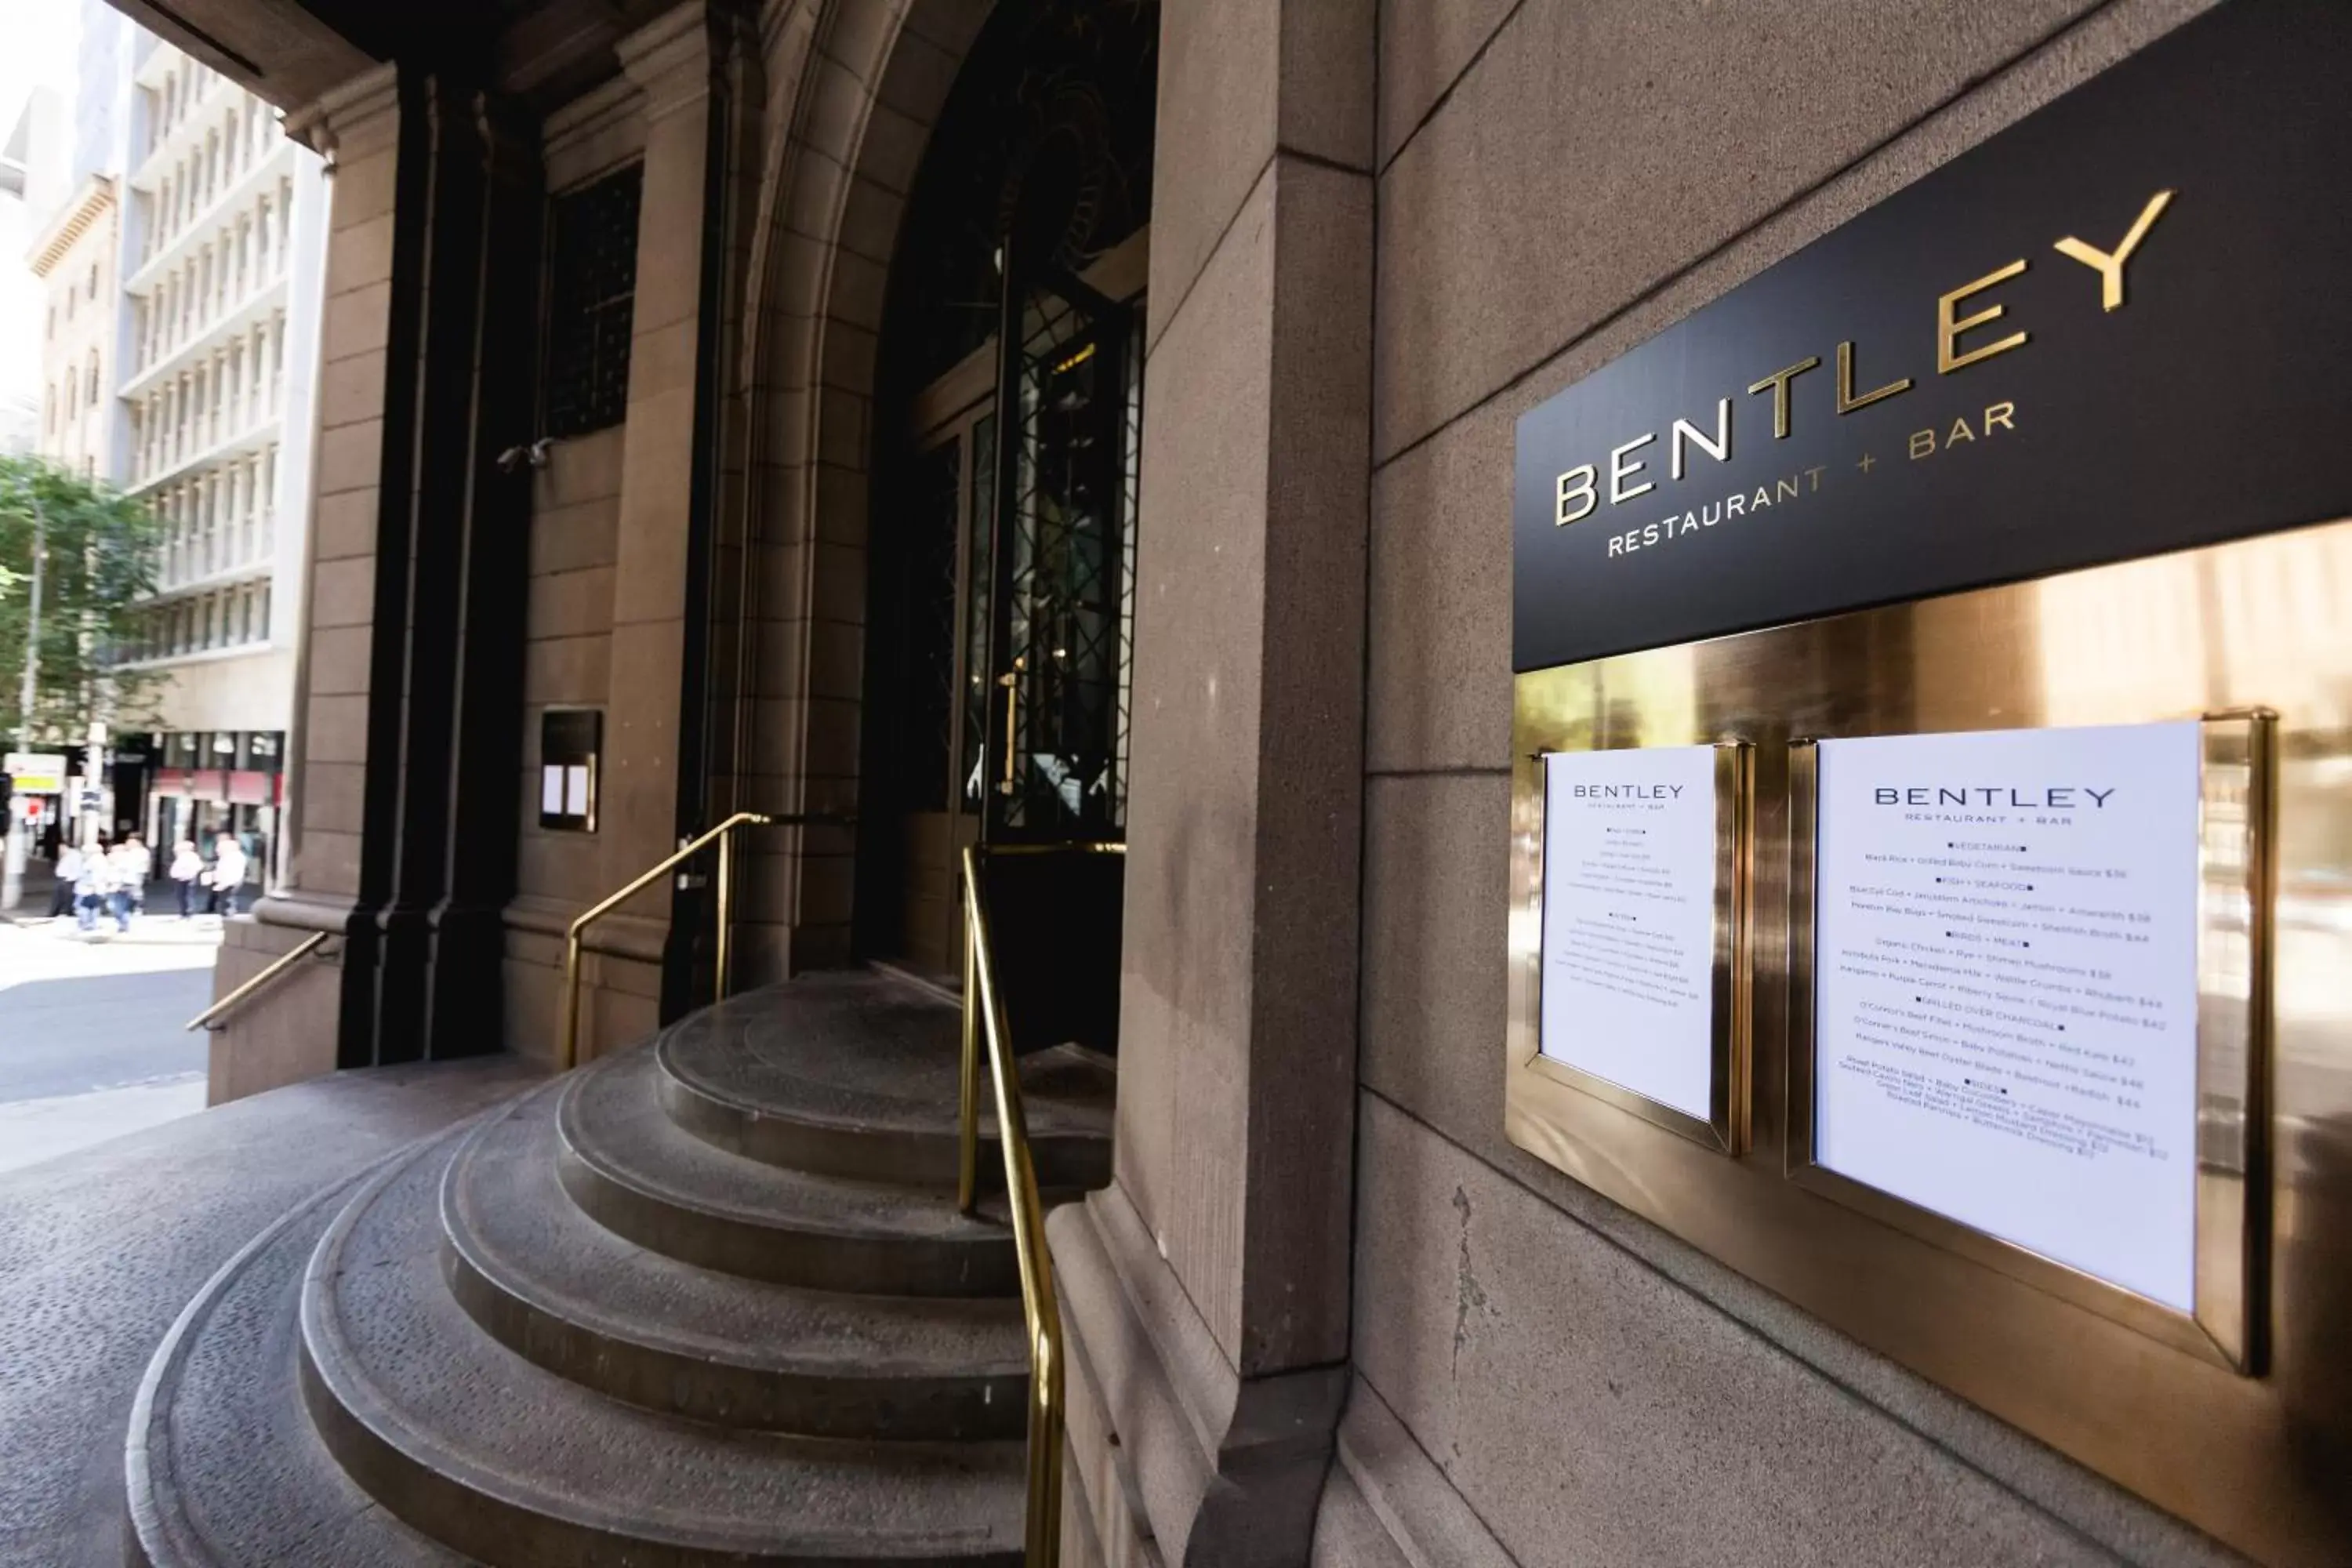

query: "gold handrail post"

left=716, top=825, right=736, bottom=1000
left=961, top=845, right=1063, bottom=1568
left=1027, top=1319, right=1064, bottom=1566
left=558, top=810, right=774, bottom=1070
left=957, top=898, right=982, bottom=1214
left=561, top=924, right=587, bottom=1069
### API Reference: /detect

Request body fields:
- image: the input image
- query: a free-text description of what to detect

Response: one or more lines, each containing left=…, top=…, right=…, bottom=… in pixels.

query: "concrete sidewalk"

left=0, top=916, right=224, bottom=1174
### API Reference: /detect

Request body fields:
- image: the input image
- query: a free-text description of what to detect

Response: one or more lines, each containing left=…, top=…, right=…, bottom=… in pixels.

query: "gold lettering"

left=1608, top=436, right=1656, bottom=505
left=1777, top=477, right=1799, bottom=502
left=1747, top=356, right=1820, bottom=440
left=1984, top=401, right=2016, bottom=433
left=1804, top=464, right=1826, bottom=492
left=1671, top=398, right=1732, bottom=480
left=1835, top=339, right=1911, bottom=413
left=1555, top=464, right=1597, bottom=526
left=1909, top=428, right=1936, bottom=459
left=2053, top=190, right=2173, bottom=312
left=1947, top=418, right=1975, bottom=445
left=1938, top=260, right=2029, bottom=373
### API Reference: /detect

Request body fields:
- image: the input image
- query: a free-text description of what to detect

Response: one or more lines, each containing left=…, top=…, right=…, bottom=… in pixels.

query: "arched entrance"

left=854, top=0, right=1158, bottom=978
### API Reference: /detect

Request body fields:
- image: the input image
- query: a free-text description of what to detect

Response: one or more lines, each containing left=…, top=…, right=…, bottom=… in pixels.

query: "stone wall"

left=499, top=78, right=644, bottom=1065
left=1336, top=0, right=2243, bottom=1563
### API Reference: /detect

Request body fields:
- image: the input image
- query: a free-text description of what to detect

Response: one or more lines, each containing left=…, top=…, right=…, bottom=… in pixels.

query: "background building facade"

left=5, top=9, right=326, bottom=867
left=110, top=38, right=323, bottom=864
left=28, top=174, right=116, bottom=479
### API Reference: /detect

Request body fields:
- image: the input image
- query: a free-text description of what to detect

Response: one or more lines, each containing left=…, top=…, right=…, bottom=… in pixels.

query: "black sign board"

left=1512, top=0, right=2352, bottom=672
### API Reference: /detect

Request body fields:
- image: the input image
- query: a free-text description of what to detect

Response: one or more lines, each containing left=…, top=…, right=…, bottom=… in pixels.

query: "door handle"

left=996, top=656, right=1026, bottom=797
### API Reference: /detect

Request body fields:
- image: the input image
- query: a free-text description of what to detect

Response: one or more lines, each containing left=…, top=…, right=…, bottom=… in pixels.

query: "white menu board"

left=1813, top=721, right=2201, bottom=1311
left=1541, top=746, right=1721, bottom=1120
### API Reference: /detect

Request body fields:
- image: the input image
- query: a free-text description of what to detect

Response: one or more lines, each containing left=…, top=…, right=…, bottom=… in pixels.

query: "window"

left=86, top=262, right=96, bottom=299
left=541, top=164, right=642, bottom=437
left=85, top=350, right=98, bottom=405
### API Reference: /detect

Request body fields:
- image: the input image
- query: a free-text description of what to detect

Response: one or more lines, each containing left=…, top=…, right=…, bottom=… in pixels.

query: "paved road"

left=0, top=916, right=221, bottom=1173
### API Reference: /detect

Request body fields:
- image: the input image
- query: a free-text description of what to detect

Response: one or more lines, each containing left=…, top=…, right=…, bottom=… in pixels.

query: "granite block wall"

left=1338, top=0, right=2247, bottom=1563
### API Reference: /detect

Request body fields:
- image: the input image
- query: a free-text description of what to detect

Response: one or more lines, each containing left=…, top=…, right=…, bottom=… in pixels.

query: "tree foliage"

left=0, top=455, right=165, bottom=744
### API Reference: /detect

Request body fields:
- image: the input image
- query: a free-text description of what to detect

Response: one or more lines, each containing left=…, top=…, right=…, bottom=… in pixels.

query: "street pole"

left=2, top=496, right=45, bottom=913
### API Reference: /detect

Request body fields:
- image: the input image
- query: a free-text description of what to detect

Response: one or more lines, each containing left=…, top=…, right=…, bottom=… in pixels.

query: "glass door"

left=868, top=263, right=1142, bottom=975
left=978, top=253, right=1142, bottom=844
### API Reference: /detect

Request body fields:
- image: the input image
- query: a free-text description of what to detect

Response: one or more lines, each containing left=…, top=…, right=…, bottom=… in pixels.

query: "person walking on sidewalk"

left=74, top=837, right=109, bottom=933
left=169, top=838, right=203, bottom=919
left=125, top=832, right=151, bottom=897
left=105, top=838, right=145, bottom=932
left=49, top=840, right=83, bottom=920
left=206, top=832, right=248, bottom=916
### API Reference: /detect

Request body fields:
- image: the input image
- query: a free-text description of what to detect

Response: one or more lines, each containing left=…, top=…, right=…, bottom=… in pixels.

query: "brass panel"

left=1505, top=518, right=2352, bottom=1566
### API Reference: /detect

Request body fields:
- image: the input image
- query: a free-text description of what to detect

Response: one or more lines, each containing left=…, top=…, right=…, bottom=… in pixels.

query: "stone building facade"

left=29, top=174, right=118, bottom=480
left=142, top=0, right=2336, bottom=1562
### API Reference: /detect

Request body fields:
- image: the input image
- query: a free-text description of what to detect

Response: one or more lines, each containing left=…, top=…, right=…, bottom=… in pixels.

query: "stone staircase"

left=125, top=969, right=1115, bottom=1566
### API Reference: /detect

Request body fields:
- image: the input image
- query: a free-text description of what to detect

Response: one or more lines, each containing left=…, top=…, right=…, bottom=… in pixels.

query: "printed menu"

left=1813, top=721, right=2201, bottom=1310
left=1541, top=745, right=1721, bottom=1120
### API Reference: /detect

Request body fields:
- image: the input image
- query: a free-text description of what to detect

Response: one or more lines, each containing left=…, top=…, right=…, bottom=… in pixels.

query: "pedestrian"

left=106, top=839, right=142, bottom=932
left=169, top=838, right=203, bottom=919
left=122, top=834, right=151, bottom=919
left=49, top=840, right=82, bottom=919
left=208, top=831, right=248, bottom=916
left=74, top=837, right=109, bottom=933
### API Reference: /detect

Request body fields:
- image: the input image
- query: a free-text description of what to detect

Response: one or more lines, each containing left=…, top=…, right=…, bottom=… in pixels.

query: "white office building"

left=105, top=34, right=325, bottom=858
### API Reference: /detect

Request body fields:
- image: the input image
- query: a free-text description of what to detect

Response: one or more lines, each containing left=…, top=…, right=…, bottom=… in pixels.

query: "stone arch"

left=729, top=0, right=993, bottom=978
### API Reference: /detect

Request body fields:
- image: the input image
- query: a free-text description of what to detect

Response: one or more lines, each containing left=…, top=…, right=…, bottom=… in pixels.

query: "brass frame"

left=1501, top=517, right=2352, bottom=1565
left=1783, top=714, right=2274, bottom=1372
left=1512, top=742, right=1752, bottom=1153
left=536, top=705, right=601, bottom=834
left=183, top=930, right=330, bottom=1032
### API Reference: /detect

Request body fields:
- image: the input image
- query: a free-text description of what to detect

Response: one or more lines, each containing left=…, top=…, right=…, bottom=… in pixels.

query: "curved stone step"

left=303, top=1131, right=1027, bottom=1567
left=655, top=971, right=1113, bottom=1190
left=560, top=1048, right=1023, bottom=1297
left=443, top=1080, right=1028, bottom=1439
left=126, top=1132, right=485, bottom=1568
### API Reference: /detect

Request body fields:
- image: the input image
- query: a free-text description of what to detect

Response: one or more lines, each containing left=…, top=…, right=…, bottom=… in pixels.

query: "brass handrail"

left=184, top=931, right=331, bottom=1032
left=559, top=810, right=784, bottom=1070
left=957, top=844, right=1062, bottom=1568
left=954, top=840, right=1126, bottom=1214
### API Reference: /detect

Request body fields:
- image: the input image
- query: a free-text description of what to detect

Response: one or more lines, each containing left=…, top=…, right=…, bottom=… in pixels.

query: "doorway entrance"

left=856, top=0, right=1157, bottom=978
left=869, top=240, right=1145, bottom=977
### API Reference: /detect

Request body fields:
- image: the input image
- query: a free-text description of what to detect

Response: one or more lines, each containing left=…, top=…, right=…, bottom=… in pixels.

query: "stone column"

left=425, top=102, right=543, bottom=1055
left=213, top=64, right=539, bottom=1095
left=1050, top=3, right=1376, bottom=1563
